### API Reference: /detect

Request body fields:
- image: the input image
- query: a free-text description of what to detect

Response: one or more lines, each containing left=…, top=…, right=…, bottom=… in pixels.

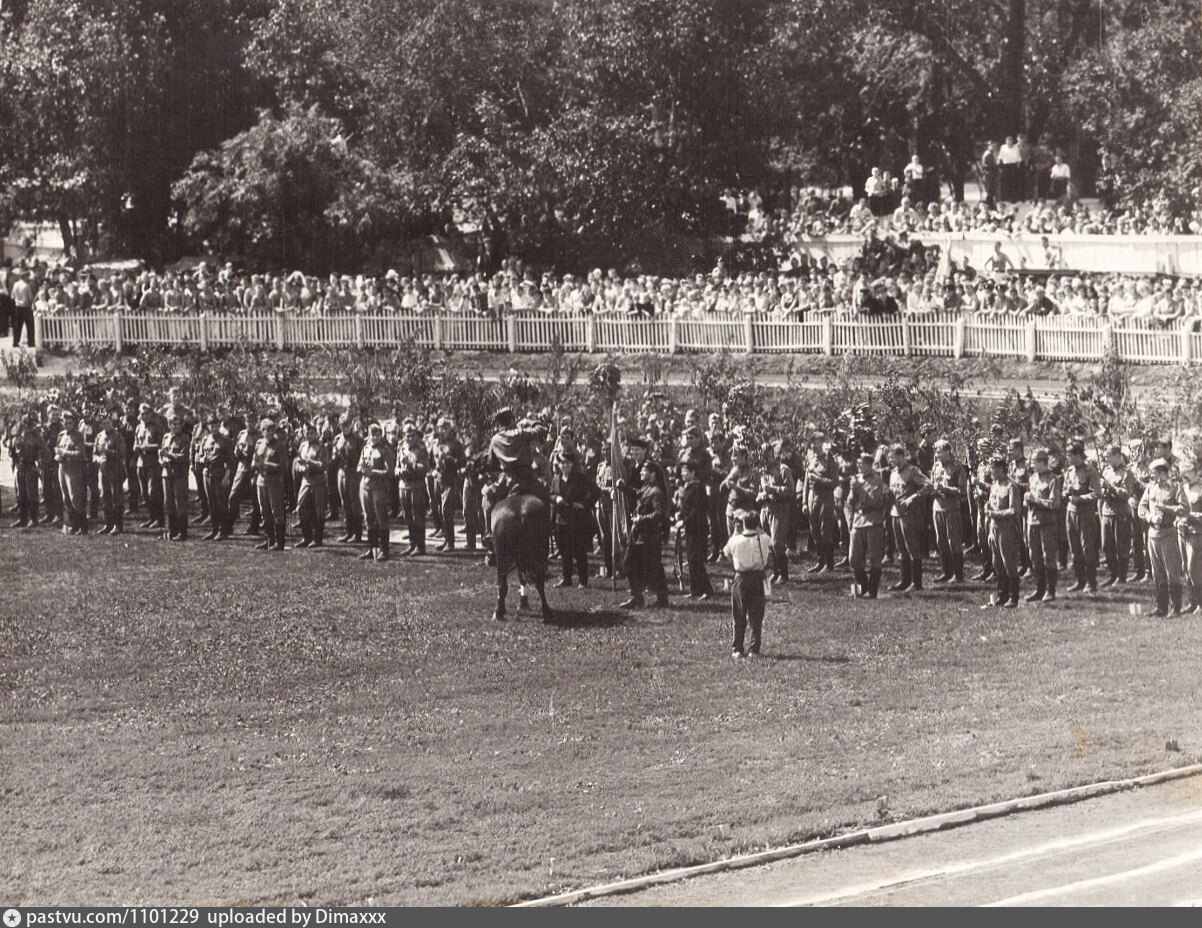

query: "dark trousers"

left=685, top=531, right=714, bottom=596
left=626, top=537, right=667, bottom=601
left=163, top=473, right=189, bottom=537
left=1102, top=513, right=1131, bottom=581
left=139, top=464, right=163, bottom=524
left=556, top=518, right=590, bottom=583
left=203, top=466, right=229, bottom=533
left=228, top=465, right=260, bottom=531
left=15, top=462, right=39, bottom=522
left=439, top=486, right=458, bottom=548
left=192, top=463, right=209, bottom=519
left=732, top=571, right=766, bottom=655
left=1068, top=506, right=1100, bottom=584
left=11, top=305, right=35, bottom=347
left=401, top=484, right=428, bottom=550
left=297, top=477, right=328, bottom=543
left=933, top=507, right=964, bottom=579
left=339, top=469, right=362, bottom=537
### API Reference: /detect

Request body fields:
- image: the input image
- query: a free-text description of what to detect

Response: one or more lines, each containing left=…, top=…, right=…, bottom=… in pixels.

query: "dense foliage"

left=2, top=0, right=1197, bottom=271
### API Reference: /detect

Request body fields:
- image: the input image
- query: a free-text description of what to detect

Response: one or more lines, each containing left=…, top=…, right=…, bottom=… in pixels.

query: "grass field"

left=4, top=517, right=1202, bottom=906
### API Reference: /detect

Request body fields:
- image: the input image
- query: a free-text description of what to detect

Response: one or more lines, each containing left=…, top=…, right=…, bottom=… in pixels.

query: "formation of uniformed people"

left=5, top=394, right=1202, bottom=620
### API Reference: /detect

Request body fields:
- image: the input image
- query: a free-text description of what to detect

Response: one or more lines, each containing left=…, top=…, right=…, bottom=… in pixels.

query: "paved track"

left=582, top=778, right=1202, bottom=906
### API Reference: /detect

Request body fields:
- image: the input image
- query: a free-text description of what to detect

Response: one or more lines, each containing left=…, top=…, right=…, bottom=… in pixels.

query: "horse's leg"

left=518, top=577, right=530, bottom=612
left=536, top=572, right=553, bottom=623
left=493, top=571, right=507, bottom=622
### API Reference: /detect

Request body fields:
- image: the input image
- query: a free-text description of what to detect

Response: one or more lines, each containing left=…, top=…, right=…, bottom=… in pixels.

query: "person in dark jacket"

left=676, top=458, right=714, bottom=599
left=550, top=449, right=600, bottom=588
left=619, top=459, right=669, bottom=609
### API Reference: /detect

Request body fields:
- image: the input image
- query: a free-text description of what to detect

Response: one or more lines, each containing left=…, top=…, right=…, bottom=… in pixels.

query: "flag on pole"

left=610, top=404, right=629, bottom=556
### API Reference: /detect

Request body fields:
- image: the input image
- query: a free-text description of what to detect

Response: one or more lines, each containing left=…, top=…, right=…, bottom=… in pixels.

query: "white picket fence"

left=32, top=310, right=1202, bottom=365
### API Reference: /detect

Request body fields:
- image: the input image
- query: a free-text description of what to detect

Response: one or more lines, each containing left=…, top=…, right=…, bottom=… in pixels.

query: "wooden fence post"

left=1025, top=319, right=1037, bottom=363
left=953, top=317, right=966, bottom=359
left=900, top=317, right=911, bottom=357
left=585, top=315, right=596, bottom=353
left=1101, top=322, right=1114, bottom=358
left=743, top=317, right=754, bottom=354
left=821, top=317, right=833, bottom=356
left=506, top=316, right=518, bottom=352
left=1180, top=325, right=1192, bottom=366
left=669, top=318, right=679, bottom=354
left=112, top=312, right=123, bottom=352
left=198, top=314, right=209, bottom=353
left=34, top=313, right=44, bottom=350
left=433, top=315, right=443, bottom=351
left=354, top=314, right=365, bottom=350
left=274, top=316, right=285, bottom=351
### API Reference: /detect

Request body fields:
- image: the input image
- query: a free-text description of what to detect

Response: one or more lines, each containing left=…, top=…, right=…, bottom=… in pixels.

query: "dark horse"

left=491, top=492, right=553, bottom=622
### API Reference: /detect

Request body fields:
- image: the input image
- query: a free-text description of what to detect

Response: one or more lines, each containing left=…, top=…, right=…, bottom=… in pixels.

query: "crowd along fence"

left=32, top=310, right=1202, bottom=366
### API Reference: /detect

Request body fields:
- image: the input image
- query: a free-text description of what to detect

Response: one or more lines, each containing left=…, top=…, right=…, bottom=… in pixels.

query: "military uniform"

left=1179, top=478, right=1202, bottom=613
left=396, top=435, right=431, bottom=555
left=294, top=433, right=331, bottom=547
left=433, top=433, right=466, bottom=551
left=986, top=473, right=1024, bottom=606
left=1063, top=459, right=1102, bottom=592
left=159, top=427, right=192, bottom=540
left=358, top=433, right=395, bottom=560
left=930, top=454, right=967, bottom=582
left=190, top=421, right=210, bottom=525
left=196, top=427, right=235, bottom=540
left=134, top=414, right=165, bottom=528
left=1024, top=468, right=1061, bottom=601
left=1100, top=460, right=1138, bottom=584
left=41, top=415, right=65, bottom=525
left=119, top=411, right=140, bottom=513
left=888, top=461, right=930, bottom=591
left=1137, top=472, right=1187, bottom=616
left=1007, top=452, right=1031, bottom=573
left=93, top=425, right=128, bottom=534
left=332, top=426, right=364, bottom=543
left=804, top=447, right=839, bottom=571
left=79, top=417, right=100, bottom=524
left=9, top=422, right=46, bottom=527
left=758, top=459, right=794, bottom=582
left=252, top=431, right=289, bottom=551
left=55, top=421, right=90, bottom=534
left=845, top=468, right=888, bottom=598
left=676, top=474, right=713, bottom=597
left=227, top=428, right=261, bottom=535
left=622, top=480, right=669, bottom=608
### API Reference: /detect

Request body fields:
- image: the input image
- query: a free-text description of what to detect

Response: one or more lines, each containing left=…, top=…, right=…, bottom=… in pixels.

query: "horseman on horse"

left=481, top=407, right=551, bottom=565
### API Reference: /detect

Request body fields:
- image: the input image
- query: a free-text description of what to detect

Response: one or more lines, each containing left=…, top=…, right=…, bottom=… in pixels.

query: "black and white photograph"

left=3, top=0, right=1202, bottom=910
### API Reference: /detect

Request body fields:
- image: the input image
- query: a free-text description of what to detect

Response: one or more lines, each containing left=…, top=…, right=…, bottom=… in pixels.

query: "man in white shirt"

left=9, top=268, right=35, bottom=348
left=998, top=136, right=1022, bottom=204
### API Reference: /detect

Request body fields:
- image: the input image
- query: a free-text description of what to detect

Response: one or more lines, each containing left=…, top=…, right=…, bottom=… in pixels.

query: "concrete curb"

left=512, top=762, right=1202, bottom=907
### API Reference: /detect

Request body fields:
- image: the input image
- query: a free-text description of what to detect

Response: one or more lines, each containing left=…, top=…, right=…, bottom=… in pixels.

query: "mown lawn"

left=3, top=522, right=1202, bottom=905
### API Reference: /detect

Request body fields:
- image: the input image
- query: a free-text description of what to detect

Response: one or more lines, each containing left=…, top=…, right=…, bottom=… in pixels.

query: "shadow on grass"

left=763, top=652, right=854, bottom=664
left=544, top=608, right=632, bottom=629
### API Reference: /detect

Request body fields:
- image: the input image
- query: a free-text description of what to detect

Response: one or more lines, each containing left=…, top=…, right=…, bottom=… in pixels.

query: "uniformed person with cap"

left=159, top=412, right=192, bottom=541
left=675, top=456, right=714, bottom=598
left=1178, top=455, right=1202, bottom=613
left=887, top=444, right=931, bottom=591
left=9, top=413, right=47, bottom=528
left=196, top=414, right=234, bottom=540
left=358, top=421, right=395, bottom=561
left=720, top=444, right=758, bottom=540
left=1023, top=448, right=1061, bottom=601
left=1006, top=438, right=1032, bottom=575
left=1137, top=458, right=1187, bottom=617
left=134, top=403, right=165, bottom=530
left=41, top=404, right=65, bottom=526
left=78, top=405, right=100, bottom=526
left=93, top=410, right=129, bottom=534
left=929, top=438, right=968, bottom=583
left=54, top=409, right=90, bottom=535
left=433, top=417, right=466, bottom=552
left=397, top=421, right=431, bottom=556
left=332, top=413, right=364, bottom=543
left=1100, top=444, right=1138, bottom=585
left=481, top=407, right=543, bottom=565
left=252, top=418, right=289, bottom=551
left=804, top=431, right=839, bottom=573
left=757, top=439, right=794, bottom=583
left=1063, top=440, right=1102, bottom=593
left=119, top=400, right=141, bottom=514
left=985, top=455, right=1023, bottom=607
left=294, top=420, right=331, bottom=548
left=619, top=458, right=670, bottom=609
left=845, top=451, right=888, bottom=598
left=227, top=419, right=261, bottom=536
left=190, top=410, right=212, bottom=527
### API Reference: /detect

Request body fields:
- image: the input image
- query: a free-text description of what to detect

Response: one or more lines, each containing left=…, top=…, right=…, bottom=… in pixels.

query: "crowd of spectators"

left=5, top=256, right=1202, bottom=334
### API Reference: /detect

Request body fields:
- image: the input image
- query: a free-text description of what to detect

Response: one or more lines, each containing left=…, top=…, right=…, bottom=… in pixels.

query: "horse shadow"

left=543, top=607, right=632, bottom=629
